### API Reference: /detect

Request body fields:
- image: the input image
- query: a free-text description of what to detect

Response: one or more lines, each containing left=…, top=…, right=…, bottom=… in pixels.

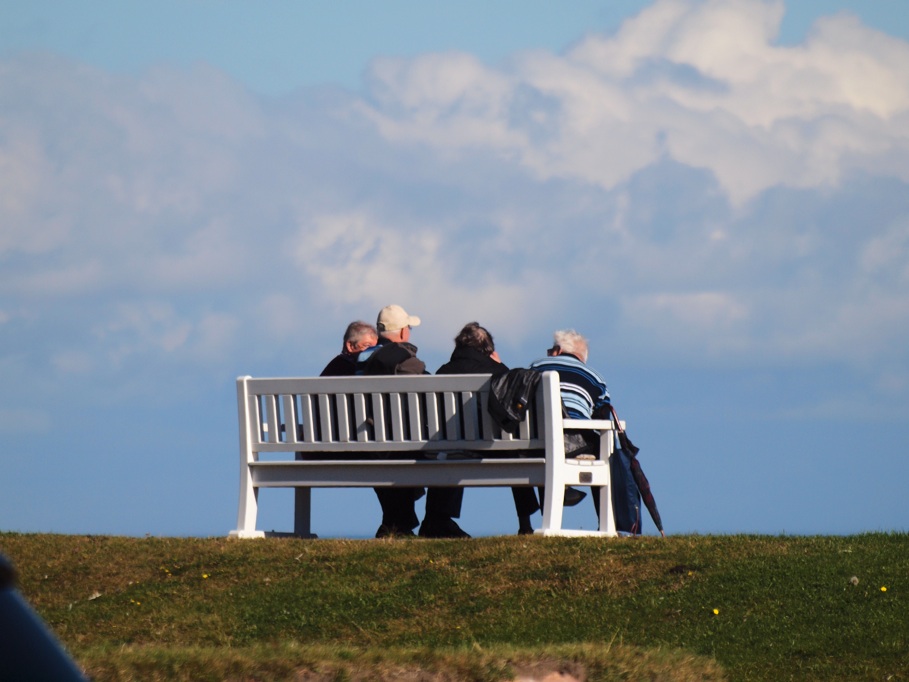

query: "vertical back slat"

left=478, top=389, right=496, bottom=440
left=517, top=406, right=532, bottom=440
left=353, top=393, right=369, bottom=442
left=372, top=393, right=387, bottom=442
left=407, top=392, right=422, bottom=440
left=335, top=394, right=351, bottom=442
left=250, top=394, right=264, bottom=443
left=443, top=391, right=460, bottom=440
left=283, top=394, right=298, bottom=444
left=425, top=393, right=441, bottom=440
left=389, top=393, right=405, bottom=441
left=318, top=394, right=333, bottom=443
left=265, top=394, right=280, bottom=443
left=461, top=391, right=478, bottom=440
left=300, top=394, right=316, bottom=443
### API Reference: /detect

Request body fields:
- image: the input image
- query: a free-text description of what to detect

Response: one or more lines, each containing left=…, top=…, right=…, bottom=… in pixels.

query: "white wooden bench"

left=229, top=371, right=619, bottom=539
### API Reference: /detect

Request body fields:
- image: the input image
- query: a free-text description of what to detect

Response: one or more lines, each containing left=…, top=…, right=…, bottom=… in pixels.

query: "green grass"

left=1, top=533, right=906, bottom=681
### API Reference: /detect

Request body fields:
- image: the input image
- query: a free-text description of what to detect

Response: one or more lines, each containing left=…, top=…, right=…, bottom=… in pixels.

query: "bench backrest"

left=237, top=373, right=561, bottom=458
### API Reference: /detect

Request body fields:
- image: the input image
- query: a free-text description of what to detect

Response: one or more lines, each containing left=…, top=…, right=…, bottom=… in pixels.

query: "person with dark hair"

left=320, top=320, right=378, bottom=377
left=436, top=322, right=542, bottom=535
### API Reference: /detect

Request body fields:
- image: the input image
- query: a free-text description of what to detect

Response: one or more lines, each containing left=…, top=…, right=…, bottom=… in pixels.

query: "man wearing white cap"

left=356, top=305, right=425, bottom=376
left=357, top=305, right=469, bottom=538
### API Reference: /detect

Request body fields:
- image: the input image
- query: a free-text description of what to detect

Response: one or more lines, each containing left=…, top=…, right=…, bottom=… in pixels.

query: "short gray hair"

left=343, top=320, right=377, bottom=346
left=553, top=329, right=589, bottom=363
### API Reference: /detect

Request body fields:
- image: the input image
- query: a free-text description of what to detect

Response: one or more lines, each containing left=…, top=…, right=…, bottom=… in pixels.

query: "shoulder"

left=364, top=341, right=425, bottom=375
left=438, top=347, right=508, bottom=375
left=320, top=354, right=355, bottom=376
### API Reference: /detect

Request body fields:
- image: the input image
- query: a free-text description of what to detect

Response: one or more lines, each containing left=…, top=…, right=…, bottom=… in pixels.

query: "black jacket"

left=319, top=353, right=357, bottom=377
left=436, top=346, right=508, bottom=376
left=361, top=339, right=426, bottom=375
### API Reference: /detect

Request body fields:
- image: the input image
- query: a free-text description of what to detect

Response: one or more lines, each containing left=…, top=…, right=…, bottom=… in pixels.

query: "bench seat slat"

left=250, top=458, right=548, bottom=488
left=254, top=441, right=544, bottom=453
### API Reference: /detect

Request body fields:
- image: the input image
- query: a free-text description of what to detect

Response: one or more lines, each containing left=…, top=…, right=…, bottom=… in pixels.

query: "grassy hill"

left=1, top=532, right=906, bottom=681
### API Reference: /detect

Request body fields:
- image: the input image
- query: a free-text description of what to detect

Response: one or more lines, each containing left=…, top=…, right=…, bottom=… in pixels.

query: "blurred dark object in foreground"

left=0, top=553, right=88, bottom=681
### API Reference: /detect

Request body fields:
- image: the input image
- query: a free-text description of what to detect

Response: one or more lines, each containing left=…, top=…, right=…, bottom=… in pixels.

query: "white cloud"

left=358, top=0, right=909, bottom=206
left=0, top=0, right=907, bottom=412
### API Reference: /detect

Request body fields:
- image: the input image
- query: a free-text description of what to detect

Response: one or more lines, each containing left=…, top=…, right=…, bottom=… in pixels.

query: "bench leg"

left=294, top=488, right=317, bottom=538
left=599, top=445, right=616, bottom=536
left=229, top=484, right=265, bottom=539
left=538, top=461, right=567, bottom=534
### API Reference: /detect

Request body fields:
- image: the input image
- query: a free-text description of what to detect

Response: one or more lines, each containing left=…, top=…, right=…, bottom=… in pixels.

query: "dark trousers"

left=424, top=487, right=540, bottom=520
left=512, top=486, right=541, bottom=517
left=424, top=488, right=463, bottom=520
left=374, top=488, right=420, bottom=530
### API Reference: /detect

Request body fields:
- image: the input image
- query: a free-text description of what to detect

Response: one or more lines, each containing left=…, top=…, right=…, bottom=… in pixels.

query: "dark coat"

left=361, top=339, right=426, bottom=375
left=436, top=345, right=508, bottom=376
left=319, top=353, right=357, bottom=377
left=437, top=347, right=539, bottom=518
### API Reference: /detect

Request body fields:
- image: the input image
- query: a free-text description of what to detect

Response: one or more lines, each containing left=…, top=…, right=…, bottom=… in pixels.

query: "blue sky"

left=1, top=0, right=907, bottom=540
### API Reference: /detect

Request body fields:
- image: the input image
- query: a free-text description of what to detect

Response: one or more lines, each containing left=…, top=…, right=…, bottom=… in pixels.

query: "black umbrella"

left=612, top=406, right=665, bottom=537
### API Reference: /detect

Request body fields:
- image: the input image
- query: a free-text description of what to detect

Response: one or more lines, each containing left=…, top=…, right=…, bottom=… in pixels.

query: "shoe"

left=517, top=526, right=535, bottom=535
left=563, top=486, right=587, bottom=507
left=418, top=518, right=471, bottom=539
left=375, top=524, right=416, bottom=538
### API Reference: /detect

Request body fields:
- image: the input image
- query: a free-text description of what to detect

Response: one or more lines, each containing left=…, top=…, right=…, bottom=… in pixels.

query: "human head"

left=547, top=329, right=589, bottom=363
left=376, top=304, right=421, bottom=342
left=454, top=322, right=495, bottom=356
left=342, top=320, right=378, bottom=355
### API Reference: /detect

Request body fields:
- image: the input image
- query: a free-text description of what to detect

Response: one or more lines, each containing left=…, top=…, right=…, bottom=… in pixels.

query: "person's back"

left=529, top=329, right=610, bottom=419
left=436, top=323, right=506, bottom=377
left=436, top=322, right=542, bottom=535
left=359, top=337, right=425, bottom=376
left=529, top=329, right=611, bottom=519
left=359, top=306, right=423, bottom=537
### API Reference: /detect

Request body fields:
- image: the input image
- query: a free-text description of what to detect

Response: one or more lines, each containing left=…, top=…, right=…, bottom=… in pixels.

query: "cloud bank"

left=1, top=0, right=908, bottom=429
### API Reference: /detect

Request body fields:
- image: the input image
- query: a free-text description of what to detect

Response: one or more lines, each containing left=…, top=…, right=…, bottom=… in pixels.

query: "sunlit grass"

left=1, top=532, right=906, bottom=681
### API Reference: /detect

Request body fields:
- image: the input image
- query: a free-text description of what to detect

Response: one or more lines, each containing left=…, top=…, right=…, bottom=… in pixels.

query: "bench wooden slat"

left=442, top=391, right=459, bottom=440
left=300, top=395, right=315, bottom=443
left=265, top=394, right=280, bottom=444
left=425, top=392, right=441, bottom=440
left=254, top=440, right=544, bottom=453
left=370, top=392, right=384, bottom=442
left=407, top=392, right=421, bottom=441
left=353, top=393, right=369, bottom=442
left=250, top=458, right=549, bottom=488
left=282, top=395, right=298, bottom=444
left=389, top=393, right=404, bottom=441
left=334, top=394, right=350, bottom=443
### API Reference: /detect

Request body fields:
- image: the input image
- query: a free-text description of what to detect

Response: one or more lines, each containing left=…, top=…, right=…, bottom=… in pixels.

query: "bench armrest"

left=562, top=419, right=620, bottom=430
